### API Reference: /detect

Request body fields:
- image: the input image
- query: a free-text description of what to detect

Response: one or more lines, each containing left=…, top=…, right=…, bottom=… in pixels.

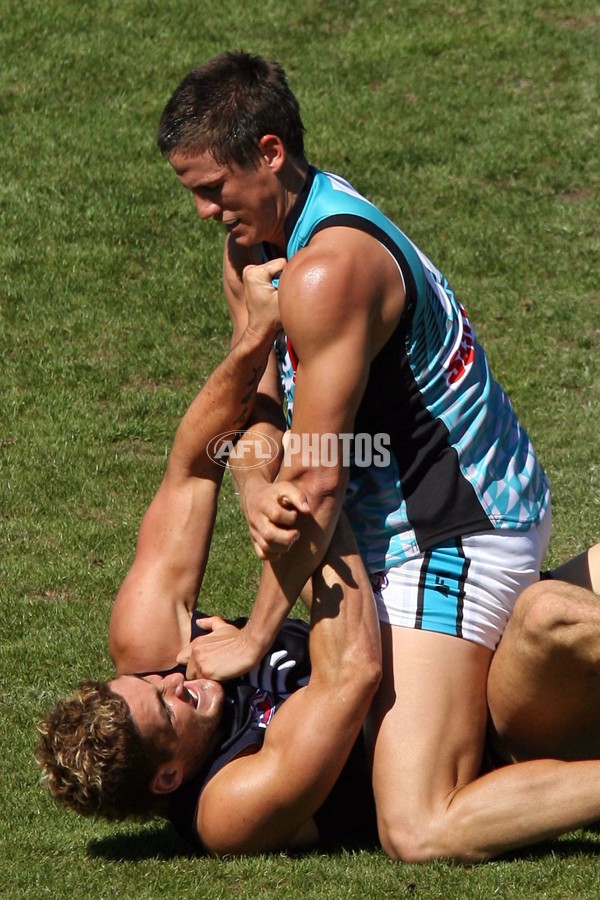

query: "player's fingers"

left=252, top=536, right=286, bottom=561
left=261, top=257, right=287, bottom=281
left=276, top=482, right=310, bottom=513
left=253, top=525, right=299, bottom=558
left=254, top=257, right=287, bottom=280
left=265, top=503, right=298, bottom=527
left=192, top=615, right=227, bottom=634
left=243, top=257, right=286, bottom=287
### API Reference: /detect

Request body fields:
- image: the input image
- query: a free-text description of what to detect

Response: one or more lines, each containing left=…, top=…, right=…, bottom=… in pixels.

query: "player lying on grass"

left=36, top=257, right=600, bottom=858
left=36, top=260, right=382, bottom=853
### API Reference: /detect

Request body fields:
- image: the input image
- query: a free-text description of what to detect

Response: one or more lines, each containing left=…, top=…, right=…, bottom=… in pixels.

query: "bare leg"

left=367, top=625, right=490, bottom=862
left=488, top=578, right=600, bottom=761
left=590, top=543, right=600, bottom=592
left=368, top=620, right=600, bottom=863
left=550, top=542, right=600, bottom=594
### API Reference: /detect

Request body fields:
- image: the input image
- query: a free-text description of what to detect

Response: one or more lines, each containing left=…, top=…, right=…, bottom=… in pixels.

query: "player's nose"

left=163, top=672, right=185, bottom=692
left=194, top=195, right=220, bottom=220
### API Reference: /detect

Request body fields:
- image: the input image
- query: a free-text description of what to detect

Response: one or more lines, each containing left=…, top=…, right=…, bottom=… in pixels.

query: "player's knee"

left=378, top=818, right=435, bottom=863
left=378, top=814, right=484, bottom=865
left=513, top=580, right=585, bottom=653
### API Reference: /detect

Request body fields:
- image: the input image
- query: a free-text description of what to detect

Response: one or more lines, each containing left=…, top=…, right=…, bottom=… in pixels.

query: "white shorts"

left=370, top=510, right=552, bottom=651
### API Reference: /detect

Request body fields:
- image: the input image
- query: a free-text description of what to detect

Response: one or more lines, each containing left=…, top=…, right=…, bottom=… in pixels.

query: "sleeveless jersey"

left=166, top=612, right=377, bottom=850
left=272, top=167, right=550, bottom=573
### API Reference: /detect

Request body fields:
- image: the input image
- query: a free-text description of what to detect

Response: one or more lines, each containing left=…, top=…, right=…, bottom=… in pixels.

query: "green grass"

left=1, top=0, right=598, bottom=896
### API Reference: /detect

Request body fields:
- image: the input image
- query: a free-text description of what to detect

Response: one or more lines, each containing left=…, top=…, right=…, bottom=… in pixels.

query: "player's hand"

left=242, top=480, right=310, bottom=560
left=243, top=258, right=286, bottom=341
left=177, top=617, right=262, bottom=681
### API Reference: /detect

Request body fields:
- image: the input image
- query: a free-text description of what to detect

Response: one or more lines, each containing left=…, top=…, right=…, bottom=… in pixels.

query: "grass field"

left=1, top=0, right=599, bottom=896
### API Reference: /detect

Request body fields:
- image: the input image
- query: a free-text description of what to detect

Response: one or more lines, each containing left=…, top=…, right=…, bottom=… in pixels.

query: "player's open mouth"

left=184, top=686, right=201, bottom=709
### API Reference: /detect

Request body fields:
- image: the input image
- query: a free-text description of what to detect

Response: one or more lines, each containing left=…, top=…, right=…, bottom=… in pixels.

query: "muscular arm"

left=109, top=270, right=284, bottom=674
left=223, top=237, right=317, bottom=554
left=239, top=246, right=373, bottom=648
left=224, top=238, right=286, bottom=475
left=197, top=513, right=382, bottom=855
left=193, top=228, right=404, bottom=677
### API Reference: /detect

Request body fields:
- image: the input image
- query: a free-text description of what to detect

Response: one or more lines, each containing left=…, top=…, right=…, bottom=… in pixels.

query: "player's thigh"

left=366, top=624, right=492, bottom=856
left=488, top=580, right=600, bottom=760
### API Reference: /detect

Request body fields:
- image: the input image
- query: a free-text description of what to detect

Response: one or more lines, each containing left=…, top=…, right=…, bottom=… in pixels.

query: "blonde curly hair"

left=35, top=680, right=171, bottom=821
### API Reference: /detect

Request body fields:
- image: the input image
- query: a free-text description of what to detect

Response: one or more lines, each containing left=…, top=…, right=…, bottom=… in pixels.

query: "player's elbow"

left=338, top=648, right=382, bottom=702
left=360, top=655, right=383, bottom=697
left=291, top=461, right=347, bottom=511
left=317, top=638, right=381, bottom=708
left=107, top=628, right=126, bottom=669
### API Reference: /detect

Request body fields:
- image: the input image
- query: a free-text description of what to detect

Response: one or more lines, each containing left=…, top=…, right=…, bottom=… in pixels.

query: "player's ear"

left=150, top=762, right=184, bottom=795
left=258, top=134, right=285, bottom=172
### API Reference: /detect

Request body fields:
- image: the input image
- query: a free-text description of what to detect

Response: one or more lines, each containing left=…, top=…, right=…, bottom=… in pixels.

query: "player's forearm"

left=228, top=407, right=285, bottom=500
left=309, top=513, right=381, bottom=693
left=228, top=354, right=286, bottom=500
left=202, top=322, right=277, bottom=427
left=243, top=465, right=347, bottom=654
left=221, top=253, right=286, bottom=489
left=169, top=325, right=278, bottom=479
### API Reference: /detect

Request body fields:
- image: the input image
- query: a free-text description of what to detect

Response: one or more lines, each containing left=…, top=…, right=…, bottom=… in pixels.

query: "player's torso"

left=272, top=169, right=549, bottom=569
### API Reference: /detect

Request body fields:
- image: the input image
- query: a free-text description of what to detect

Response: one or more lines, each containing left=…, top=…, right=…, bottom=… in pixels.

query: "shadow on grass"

left=87, top=823, right=199, bottom=861
left=87, top=822, right=380, bottom=862
left=88, top=823, right=600, bottom=864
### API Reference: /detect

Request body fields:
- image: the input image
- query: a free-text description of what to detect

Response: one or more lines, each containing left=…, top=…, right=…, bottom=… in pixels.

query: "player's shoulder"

left=280, top=229, right=390, bottom=329
left=290, top=223, right=372, bottom=266
left=288, top=221, right=396, bottom=287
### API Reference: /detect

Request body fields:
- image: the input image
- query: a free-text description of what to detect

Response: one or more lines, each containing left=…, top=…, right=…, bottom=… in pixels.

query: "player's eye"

left=159, top=688, right=175, bottom=723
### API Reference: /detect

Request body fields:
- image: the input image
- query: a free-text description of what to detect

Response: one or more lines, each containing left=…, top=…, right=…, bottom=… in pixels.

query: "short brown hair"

left=157, top=51, right=306, bottom=168
left=35, top=680, right=171, bottom=821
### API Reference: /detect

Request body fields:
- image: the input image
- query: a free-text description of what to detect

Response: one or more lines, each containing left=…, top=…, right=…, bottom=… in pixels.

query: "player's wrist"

left=240, top=317, right=279, bottom=351
left=237, top=619, right=271, bottom=667
left=237, top=472, right=270, bottom=515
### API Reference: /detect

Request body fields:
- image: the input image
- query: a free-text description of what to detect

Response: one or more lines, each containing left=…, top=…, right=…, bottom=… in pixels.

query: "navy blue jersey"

left=165, top=612, right=377, bottom=851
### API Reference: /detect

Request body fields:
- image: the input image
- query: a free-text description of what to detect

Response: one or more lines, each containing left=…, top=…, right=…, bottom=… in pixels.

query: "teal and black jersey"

left=272, top=167, right=550, bottom=573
